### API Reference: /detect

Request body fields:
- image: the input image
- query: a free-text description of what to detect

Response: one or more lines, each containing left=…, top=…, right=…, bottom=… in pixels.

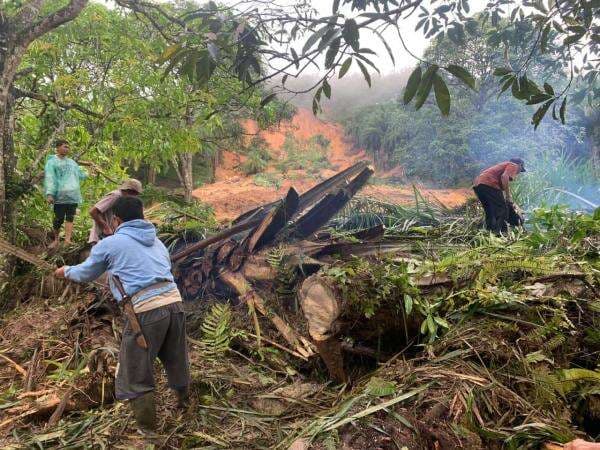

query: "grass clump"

left=253, top=172, right=282, bottom=189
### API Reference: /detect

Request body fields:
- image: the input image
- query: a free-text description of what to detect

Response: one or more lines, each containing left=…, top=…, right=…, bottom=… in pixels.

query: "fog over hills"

left=269, top=70, right=412, bottom=121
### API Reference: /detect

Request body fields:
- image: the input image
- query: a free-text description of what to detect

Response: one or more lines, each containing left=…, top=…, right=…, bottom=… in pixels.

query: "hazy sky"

left=100, top=0, right=486, bottom=74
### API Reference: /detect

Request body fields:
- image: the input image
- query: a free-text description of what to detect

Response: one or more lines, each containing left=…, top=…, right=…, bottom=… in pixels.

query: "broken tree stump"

left=220, top=270, right=315, bottom=358
left=299, top=272, right=423, bottom=381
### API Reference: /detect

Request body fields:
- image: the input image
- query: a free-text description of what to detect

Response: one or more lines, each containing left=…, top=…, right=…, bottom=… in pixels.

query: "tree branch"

left=17, top=0, right=89, bottom=48
left=12, top=87, right=103, bottom=119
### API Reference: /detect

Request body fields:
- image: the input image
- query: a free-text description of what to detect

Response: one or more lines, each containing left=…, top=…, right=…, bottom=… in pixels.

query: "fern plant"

left=201, top=304, right=239, bottom=355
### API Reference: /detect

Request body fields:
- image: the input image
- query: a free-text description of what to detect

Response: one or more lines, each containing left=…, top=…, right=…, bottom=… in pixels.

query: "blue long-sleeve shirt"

left=65, top=219, right=177, bottom=305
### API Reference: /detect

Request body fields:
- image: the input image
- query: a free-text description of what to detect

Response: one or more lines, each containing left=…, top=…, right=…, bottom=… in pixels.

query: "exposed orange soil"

left=193, top=109, right=472, bottom=222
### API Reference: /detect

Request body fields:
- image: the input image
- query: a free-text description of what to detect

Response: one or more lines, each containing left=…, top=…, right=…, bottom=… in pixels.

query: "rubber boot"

left=174, top=387, right=190, bottom=409
left=130, top=392, right=157, bottom=432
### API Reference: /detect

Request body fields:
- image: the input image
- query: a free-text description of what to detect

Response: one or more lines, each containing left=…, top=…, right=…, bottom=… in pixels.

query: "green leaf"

left=559, top=368, right=600, bottom=383
left=414, top=64, right=438, bottom=109
left=322, top=80, right=331, bottom=99
left=426, top=315, right=437, bottom=335
left=365, top=377, right=397, bottom=397
left=559, top=97, right=566, bottom=124
left=498, top=75, right=515, bottom=96
left=156, top=43, right=182, bottom=64
left=540, top=24, right=551, bottom=53
left=318, top=27, right=339, bottom=52
left=372, top=29, right=395, bottom=65
left=356, top=59, right=371, bottom=87
left=511, top=77, right=527, bottom=100
left=493, top=67, right=512, bottom=76
left=532, top=100, right=554, bottom=129
left=332, top=0, right=340, bottom=13
left=543, top=82, right=554, bottom=95
left=325, top=38, right=341, bottom=69
left=404, top=294, right=413, bottom=315
left=567, top=25, right=587, bottom=34
left=433, top=74, right=450, bottom=116
left=195, top=51, right=217, bottom=87
left=160, top=48, right=190, bottom=80
left=526, top=93, right=553, bottom=105
left=339, top=57, right=352, bottom=78
left=260, top=93, right=277, bottom=107
left=312, top=97, right=319, bottom=115
left=342, top=19, right=360, bottom=51
left=354, top=53, right=380, bottom=74
left=303, top=26, right=329, bottom=54
left=564, top=33, right=585, bottom=45
left=434, top=316, right=449, bottom=328
left=445, top=64, right=475, bottom=90
left=290, top=48, right=299, bottom=69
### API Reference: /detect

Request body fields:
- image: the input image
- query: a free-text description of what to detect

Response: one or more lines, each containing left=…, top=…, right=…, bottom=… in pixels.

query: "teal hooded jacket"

left=44, top=155, right=87, bottom=204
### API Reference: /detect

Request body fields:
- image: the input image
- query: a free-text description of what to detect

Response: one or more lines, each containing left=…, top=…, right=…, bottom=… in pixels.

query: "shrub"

left=241, top=150, right=269, bottom=175
left=253, top=173, right=282, bottom=189
left=277, top=133, right=331, bottom=175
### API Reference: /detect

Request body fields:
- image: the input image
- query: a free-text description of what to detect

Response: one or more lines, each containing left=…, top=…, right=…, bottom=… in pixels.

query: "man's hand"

left=47, top=195, right=54, bottom=204
left=54, top=267, right=66, bottom=278
left=102, top=224, right=113, bottom=237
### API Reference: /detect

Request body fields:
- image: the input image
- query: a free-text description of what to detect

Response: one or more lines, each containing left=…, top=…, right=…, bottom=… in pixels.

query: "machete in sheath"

left=112, top=275, right=149, bottom=350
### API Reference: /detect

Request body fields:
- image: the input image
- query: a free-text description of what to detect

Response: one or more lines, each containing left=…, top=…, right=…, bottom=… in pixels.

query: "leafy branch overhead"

left=120, top=0, right=597, bottom=126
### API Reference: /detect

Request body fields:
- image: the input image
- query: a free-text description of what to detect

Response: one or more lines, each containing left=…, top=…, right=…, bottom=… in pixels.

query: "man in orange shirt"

left=473, top=158, right=526, bottom=233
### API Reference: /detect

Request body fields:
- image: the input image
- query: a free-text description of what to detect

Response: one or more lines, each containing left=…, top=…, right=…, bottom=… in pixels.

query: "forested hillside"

left=341, top=16, right=598, bottom=198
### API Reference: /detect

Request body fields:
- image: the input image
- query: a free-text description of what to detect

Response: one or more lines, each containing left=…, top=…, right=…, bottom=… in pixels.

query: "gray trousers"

left=115, top=302, right=190, bottom=400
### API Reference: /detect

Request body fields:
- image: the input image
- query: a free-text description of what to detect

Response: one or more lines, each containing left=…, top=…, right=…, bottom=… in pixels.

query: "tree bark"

left=147, top=165, right=156, bottom=185
left=180, top=152, right=194, bottom=203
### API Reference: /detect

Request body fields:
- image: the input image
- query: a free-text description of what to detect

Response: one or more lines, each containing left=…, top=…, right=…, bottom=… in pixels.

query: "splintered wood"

left=174, top=162, right=377, bottom=380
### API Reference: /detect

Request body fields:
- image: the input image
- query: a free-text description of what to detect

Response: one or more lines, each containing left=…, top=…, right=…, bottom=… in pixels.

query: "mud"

left=193, top=108, right=471, bottom=221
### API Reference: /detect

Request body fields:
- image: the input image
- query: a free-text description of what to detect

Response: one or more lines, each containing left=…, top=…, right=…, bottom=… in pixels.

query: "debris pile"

left=0, top=163, right=598, bottom=448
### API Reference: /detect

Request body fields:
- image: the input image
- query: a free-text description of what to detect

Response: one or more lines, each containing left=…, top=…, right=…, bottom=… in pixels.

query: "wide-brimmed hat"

left=119, top=178, right=143, bottom=193
left=510, top=157, right=526, bottom=172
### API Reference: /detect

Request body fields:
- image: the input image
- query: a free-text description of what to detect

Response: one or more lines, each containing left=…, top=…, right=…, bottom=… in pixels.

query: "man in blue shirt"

left=54, top=196, right=189, bottom=432
left=44, top=139, right=87, bottom=248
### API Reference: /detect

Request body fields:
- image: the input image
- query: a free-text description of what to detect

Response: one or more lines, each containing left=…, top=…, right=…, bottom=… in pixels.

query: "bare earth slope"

left=193, top=109, right=471, bottom=221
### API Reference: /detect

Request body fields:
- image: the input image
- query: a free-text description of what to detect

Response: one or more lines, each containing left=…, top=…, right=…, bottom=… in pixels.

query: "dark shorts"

left=115, top=302, right=190, bottom=400
left=53, top=203, right=77, bottom=230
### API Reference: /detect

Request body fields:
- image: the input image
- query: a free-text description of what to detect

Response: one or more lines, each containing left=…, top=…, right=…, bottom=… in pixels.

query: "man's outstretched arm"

left=55, top=244, right=108, bottom=282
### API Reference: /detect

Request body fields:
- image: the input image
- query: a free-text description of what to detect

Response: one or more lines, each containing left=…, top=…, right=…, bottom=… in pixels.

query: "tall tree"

left=0, top=0, right=89, bottom=224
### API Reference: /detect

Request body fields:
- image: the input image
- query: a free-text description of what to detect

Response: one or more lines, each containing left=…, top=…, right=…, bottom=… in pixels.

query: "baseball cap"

left=119, top=178, right=143, bottom=193
left=509, top=158, right=526, bottom=172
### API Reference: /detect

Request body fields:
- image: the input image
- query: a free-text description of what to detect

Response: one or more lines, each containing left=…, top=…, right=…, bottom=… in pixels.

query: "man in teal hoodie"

left=44, top=139, right=87, bottom=247
left=54, top=196, right=190, bottom=432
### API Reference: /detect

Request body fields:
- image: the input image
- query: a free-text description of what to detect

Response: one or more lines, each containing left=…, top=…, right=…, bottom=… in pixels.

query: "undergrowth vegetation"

left=1, top=191, right=598, bottom=449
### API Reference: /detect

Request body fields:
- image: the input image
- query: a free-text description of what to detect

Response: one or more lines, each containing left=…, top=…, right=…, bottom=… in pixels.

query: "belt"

left=131, top=281, right=174, bottom=303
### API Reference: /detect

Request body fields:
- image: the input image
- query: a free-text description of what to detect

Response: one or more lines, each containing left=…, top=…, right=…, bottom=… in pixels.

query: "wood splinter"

left=220, top=270, right=315, bottom=358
